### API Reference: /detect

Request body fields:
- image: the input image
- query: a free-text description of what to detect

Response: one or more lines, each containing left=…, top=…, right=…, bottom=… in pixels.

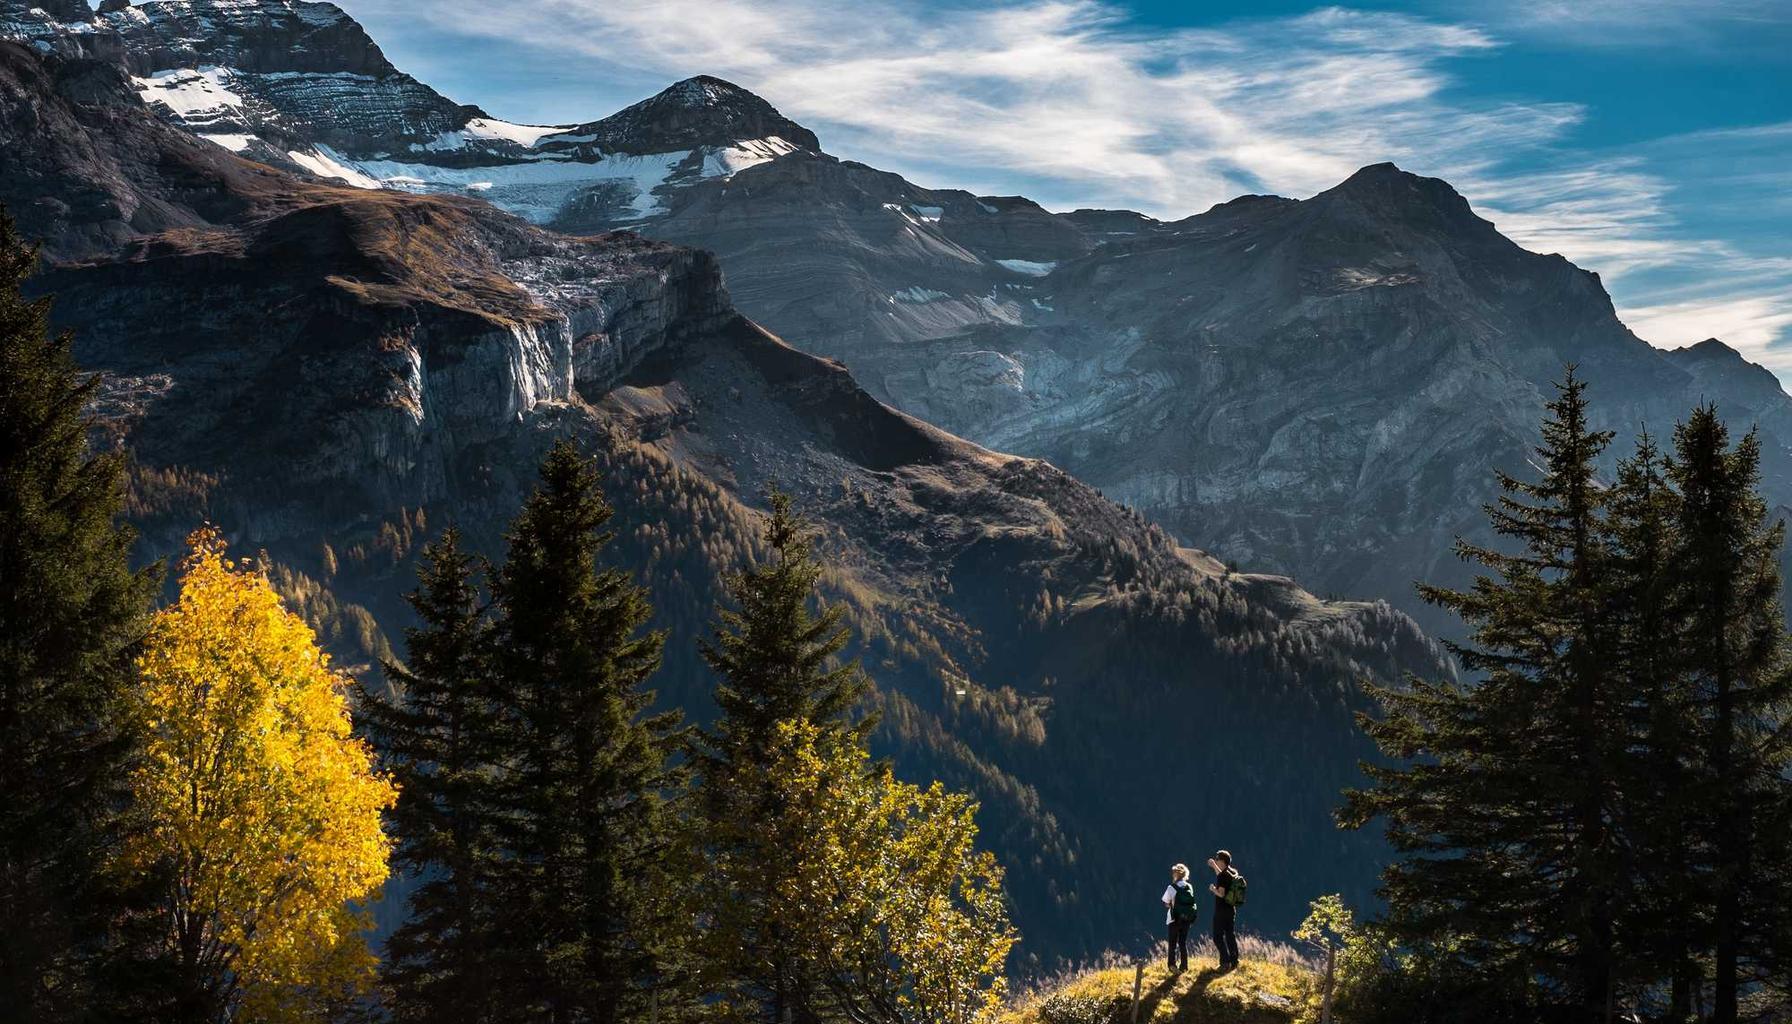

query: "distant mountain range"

left=13, top=0, right=1792, bottom=966
left=13, top=0, right=1787, bottom=643
left=0, top=1, right=1452, bottom=966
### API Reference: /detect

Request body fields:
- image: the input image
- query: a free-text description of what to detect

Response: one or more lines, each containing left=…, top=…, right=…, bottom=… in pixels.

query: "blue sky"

left=337, top=0, right=1792, bottom=374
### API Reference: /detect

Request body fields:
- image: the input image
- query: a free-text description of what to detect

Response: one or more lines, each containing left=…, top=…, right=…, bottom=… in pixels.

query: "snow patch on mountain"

left=134, top=66, right=244, bottom=123
left=202, top=132, right=257, bottom=151
left=884, top=203, right=952, bottom=230
left=699, top=135, right=801, bottom=177
left=996, top=258, right=1058, bottom=277
left=286, top=146, right=381, bottom=188
left=260, top=135, right=802, bottom=223
left=424, top=117, right=574, bottom=150
left=892, top=286, right=951, bottom=303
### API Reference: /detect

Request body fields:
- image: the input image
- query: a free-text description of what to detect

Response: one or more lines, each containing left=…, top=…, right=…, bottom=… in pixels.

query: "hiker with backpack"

left=1207, top=850, right=1245, bottom=970
left=1161, top=863, right=1199, bottom=971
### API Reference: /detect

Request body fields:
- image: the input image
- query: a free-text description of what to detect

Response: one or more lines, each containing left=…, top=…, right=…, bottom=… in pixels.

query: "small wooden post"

left=1319, top=945, right=1336, bottom=1024
left=1131, top=959, right=1146, bottom=1023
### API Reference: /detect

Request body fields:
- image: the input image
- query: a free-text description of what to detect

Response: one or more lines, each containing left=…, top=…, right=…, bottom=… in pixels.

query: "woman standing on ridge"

left=1161, top=863, right=1198, bottom=972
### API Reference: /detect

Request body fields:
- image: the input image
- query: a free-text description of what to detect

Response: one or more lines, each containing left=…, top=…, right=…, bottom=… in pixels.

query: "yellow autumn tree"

left=747, top=720, right=1016, bottom=1024
left=125, top=526, right=396, bottom=1022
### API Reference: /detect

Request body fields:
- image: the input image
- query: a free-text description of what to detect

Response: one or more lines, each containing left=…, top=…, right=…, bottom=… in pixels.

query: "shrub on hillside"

left=1035, top=990, right=1122, bottom=1024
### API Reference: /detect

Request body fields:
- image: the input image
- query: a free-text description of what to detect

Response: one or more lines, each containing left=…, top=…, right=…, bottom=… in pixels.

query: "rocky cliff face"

left=922, top=165, right=1792, bottom=636
left=630, top=135, right=1792, bottom=639
left=0, top=38, right=1443, bottom=963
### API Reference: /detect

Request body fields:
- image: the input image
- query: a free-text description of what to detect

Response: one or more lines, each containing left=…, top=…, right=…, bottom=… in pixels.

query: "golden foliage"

left=124, top=463, right=218, bottom=520
left=126, top=526, right=396, bottom=1022
left=265, top=559, right=397, bottom=671
left=728, top=720, right=1016, bottom=1024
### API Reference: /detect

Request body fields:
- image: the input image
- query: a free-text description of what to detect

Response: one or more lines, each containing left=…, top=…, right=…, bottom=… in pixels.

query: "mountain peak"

left=660, top=74, right=755, bottom=108
left=1677, top=337, right=1740, bottom=359
left=1331, top=162, right=1467, bottom=206
left=1665, top=338, right=1786, bottom=397
left=1316, top=161, right=1493, bottom=237
left=577, top=74, right=821, bottom=155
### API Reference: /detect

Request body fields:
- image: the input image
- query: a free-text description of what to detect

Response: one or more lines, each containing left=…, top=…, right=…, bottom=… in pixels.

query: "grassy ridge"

left=1003, top=939, right=1320, bottom=1024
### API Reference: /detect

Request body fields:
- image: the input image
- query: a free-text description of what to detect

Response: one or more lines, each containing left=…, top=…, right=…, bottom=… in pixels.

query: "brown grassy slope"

left=1004, top=941, right=1322, bottom=1024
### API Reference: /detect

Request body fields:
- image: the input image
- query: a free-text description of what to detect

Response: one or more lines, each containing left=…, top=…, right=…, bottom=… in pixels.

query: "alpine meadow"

left=1, top=1, right=1790, bottom=1022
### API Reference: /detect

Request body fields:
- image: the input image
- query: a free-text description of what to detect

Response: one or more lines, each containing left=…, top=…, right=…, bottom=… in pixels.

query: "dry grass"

left=1004, top=937, right=1321, bottom=1024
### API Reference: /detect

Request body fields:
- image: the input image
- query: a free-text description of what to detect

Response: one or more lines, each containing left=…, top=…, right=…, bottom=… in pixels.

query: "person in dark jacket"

left=1160, top=863, right=1197, bottom=971
left=1207, top=850, right=1241, bottom=970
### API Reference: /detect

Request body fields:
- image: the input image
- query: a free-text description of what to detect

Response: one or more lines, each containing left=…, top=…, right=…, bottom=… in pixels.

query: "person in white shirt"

left=1160, top=863, right=1198, bottom=971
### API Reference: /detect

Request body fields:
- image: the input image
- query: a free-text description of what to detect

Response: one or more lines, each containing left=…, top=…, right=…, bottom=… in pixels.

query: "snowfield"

left=134, top=66, right=245, bottom=124
left=265, top=136, right=804, bottom=224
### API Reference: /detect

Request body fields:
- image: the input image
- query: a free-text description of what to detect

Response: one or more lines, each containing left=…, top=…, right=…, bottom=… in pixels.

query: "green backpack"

left=1223, top=871, right=1247, bottom=909
left=1171, top=881, right=1198, bottom=922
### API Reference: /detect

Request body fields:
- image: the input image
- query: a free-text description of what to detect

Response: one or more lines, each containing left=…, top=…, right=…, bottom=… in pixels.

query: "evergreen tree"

left=1341, top=369, right=1631, bottom=1017
left=487, top=439, right=682, bottom=1023
left=358, top=529, right=503, bottom=1024
left=691, top=491, right=874, bottom=1023
left=1602, top=433, right=1705, bottom=1018
left=0, top=208, right=159, bottom=1022
left=1668, top=408, right=1792, bottom=1023
left=698, top=490, right=873, bottom=764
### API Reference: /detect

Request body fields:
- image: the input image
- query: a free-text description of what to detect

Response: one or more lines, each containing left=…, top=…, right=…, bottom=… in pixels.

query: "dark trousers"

left=1213, top=908, right=1239, bottom=965
left=1167, top=919, right=1191, bottom=970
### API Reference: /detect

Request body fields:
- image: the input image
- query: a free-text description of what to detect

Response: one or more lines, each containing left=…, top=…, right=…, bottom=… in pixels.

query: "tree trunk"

left=1320, top=946, right=1336, bottom=1024
left=1713, top=890, right=1738, bottom=1024
left=1712, top=671, right=1738, bottom=1024
left=1668, top=945, right=1692, bottom=1023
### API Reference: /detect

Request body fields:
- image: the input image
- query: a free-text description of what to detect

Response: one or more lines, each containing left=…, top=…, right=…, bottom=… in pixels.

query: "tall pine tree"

left=1668, top=408, right=1792, bottom=1022
left=0, top=208, right=159, bottom=1022
left=1341, top=369, right=1632, bottom=1018
left=487, top=439, right=683, bottom=1023
left=691, top=491, right=874, bottom=1023
left=696, top=491, right=872, bottom=766
left=1602, top=432, right=1705, bottom=1019
left=358, top=529, right=503, bottom=1024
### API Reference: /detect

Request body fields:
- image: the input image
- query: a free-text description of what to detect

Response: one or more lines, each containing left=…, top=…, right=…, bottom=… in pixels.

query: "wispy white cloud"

left=1445, top=0, right=1792, bottom=50
left=350, top=0, right=1562, bottom=215
left=342, top=0, right=1792, bottom=376
left=1625, top=297, right=1792, bottom=367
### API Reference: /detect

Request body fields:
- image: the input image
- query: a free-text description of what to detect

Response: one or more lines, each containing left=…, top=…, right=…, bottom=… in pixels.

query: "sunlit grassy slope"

left=1002, top=939, right=1320, bottom=1024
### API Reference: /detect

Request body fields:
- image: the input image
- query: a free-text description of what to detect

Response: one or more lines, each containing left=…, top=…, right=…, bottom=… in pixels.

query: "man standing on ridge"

left=1207, top=850, right=1243, bottom=971
left=1161, top=863, right=1197, bottom=972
